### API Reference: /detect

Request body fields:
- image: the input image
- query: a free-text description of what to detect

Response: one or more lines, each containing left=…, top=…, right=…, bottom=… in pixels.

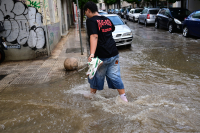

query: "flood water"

left=0, top=22, right=200, bottom=132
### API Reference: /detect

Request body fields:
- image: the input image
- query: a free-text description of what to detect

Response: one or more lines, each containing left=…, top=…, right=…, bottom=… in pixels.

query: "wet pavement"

left=0, top=26, right=88, bottom=92
left=0, top=20, right=200, bottom=132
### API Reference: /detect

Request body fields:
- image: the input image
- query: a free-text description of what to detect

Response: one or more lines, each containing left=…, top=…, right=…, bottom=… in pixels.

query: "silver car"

left=103, top=14, right=133, bottom=46
left=138, top=8, right=159, bottom=26
left=128, top=8, right=143, bottom=22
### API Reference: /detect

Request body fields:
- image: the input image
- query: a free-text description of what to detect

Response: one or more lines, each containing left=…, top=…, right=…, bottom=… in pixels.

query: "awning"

left=121, top=1, right=132, bottom=7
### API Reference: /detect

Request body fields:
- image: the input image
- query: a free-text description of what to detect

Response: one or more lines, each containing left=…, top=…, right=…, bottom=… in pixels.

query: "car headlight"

left=122, top=32, right=132, bottom=37
left=174, top=18, right=182, bottom=24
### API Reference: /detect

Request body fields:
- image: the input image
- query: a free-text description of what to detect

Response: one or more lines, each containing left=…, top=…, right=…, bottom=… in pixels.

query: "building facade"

left=0, top=0, right=74, bottom=61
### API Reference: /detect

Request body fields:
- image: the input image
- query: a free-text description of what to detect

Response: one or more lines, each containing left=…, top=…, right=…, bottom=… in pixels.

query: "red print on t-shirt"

left=97, top=19, right=112, bottom=32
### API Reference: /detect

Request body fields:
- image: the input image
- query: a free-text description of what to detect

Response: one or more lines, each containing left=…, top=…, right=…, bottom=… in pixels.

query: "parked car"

left=98, top=11, right=108, bottom=15
left=103, top=14, right=133, bottom=46
left=114, top=9, right=119, bottom=14
left=118, top=8, right=125, bottom=18
left=138, top=8, right=159, bottom=26
left=124, top=8, right=131, bottom=20
left=155, top=8, right=191, bottom=33
left=128, top=8, right=143, bottom=22
left=107, top=9, right=111, bottom=14
left=110, top=9, right=114, bottom=14
left=182, top=10, right=200, bottom=37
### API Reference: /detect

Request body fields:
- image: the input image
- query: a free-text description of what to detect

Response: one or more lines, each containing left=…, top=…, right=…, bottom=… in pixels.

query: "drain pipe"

left=76, top=0, right=83, bottom=55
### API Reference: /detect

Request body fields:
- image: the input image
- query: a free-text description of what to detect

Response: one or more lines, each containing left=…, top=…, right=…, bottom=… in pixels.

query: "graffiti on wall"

left=27, top=0, right=41, bottom=9
left=0, top=0, right=46, bottom=50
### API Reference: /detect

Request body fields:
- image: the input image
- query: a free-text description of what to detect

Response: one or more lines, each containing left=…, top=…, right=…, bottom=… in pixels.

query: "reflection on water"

left=1, top=28, right=200, bottom=132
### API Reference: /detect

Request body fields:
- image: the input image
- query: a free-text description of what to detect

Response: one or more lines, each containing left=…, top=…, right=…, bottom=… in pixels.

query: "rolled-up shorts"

left=88, top=54, right=124, bottom=90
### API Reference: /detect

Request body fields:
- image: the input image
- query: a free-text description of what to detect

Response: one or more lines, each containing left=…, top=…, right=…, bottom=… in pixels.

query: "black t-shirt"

left=86, top=16, right=118, bottom=58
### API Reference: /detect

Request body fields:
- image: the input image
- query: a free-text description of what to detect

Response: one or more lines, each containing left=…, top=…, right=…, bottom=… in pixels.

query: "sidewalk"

left=0, top=24, right=88, bottom=92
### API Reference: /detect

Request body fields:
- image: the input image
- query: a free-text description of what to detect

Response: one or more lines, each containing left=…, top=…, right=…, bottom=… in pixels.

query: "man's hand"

left=88, top=54, right=94, bottom=62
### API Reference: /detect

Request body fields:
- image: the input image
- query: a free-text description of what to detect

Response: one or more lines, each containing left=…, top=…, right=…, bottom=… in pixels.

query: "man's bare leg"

left=91, top=88, right=97, bottom=94
left=117, top=89, right=125, bottom=95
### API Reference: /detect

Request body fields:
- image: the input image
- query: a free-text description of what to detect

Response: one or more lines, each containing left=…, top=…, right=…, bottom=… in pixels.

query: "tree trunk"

left=118, top=0, right=121, bottom=9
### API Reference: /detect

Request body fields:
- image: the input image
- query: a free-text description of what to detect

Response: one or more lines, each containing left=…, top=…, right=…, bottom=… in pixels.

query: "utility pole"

left=76, top=0, right=83, bottom=55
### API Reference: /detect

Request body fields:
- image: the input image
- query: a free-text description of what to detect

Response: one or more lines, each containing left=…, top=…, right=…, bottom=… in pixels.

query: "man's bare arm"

left=88, top=34, right=98, bottom=62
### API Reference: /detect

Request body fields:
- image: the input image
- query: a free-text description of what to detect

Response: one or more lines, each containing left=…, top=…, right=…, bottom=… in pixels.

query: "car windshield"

left=135, top=9, right=143, bottom=13
left=170, top=8, right=191, bottom=17
left=149, top=10, right=159, bottom=14
left=107, top=16, right=124, bottom=25
left=99, top=12, right=108, bottom=15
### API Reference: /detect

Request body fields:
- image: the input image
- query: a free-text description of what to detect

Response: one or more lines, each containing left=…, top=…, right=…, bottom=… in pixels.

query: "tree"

left=125, top=0, right=142, bottom=7
left=104, top=0, right=117, bottom=10
left=74, top=0, right=98, bottom=28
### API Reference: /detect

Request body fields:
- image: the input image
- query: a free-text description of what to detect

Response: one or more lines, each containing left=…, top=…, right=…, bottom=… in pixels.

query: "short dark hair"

left=83, top=1, right=98, bottom=13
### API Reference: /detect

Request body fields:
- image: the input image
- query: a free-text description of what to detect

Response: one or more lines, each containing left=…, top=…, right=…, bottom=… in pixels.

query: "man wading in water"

left=84, top=1, right=128, bottom=102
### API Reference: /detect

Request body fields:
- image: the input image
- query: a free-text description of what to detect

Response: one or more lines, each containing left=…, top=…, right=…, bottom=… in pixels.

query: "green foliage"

left=125, top=0, right=138, bottom=3
left=73, top=0, right=98, bottom=8
left=104, top=0, right=117, bottom=5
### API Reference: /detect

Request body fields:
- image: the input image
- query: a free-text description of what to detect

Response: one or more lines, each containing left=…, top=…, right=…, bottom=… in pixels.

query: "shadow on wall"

left=0, top=0, right=46, bottom=50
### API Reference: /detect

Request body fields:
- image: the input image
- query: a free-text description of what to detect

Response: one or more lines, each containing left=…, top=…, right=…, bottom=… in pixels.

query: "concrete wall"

left=188, top=0, right=200, bottom=12
left=47, top=22, right=61, bottom=52
left=0, top=0, right=68, bottom=61
left=173, top=1, right=181, bottom=7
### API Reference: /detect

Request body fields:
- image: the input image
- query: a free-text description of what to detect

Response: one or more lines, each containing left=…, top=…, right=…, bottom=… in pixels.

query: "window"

left=159, top=9, right=166, bottom=15
left=149, top=10, right=159, bottom=14
left=135, top=9, right=143, bottom=13
left=192, top=11, right=200, bottom=19
left=165, top=9, right=170, bottom=16
left=107, top=16, right=124, bottom=25
left=142, top=9, right=148, bottom=14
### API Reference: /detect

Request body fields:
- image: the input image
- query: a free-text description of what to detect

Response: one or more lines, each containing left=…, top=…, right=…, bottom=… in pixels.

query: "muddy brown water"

left=0, top=22, right=200, bottom=132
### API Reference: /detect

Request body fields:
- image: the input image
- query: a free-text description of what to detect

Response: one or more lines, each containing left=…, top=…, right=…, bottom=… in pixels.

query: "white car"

left=103, top=14, right=133, bottom=46
left=128, top=8, right=143, bottom=22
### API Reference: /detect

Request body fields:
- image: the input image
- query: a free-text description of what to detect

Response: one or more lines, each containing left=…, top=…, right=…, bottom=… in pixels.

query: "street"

left=0, top=21, right=200, bottom=132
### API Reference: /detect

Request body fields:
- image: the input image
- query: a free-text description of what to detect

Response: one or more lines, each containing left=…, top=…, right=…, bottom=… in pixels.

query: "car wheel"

left=138, top=19, right=140, bottom=24
left=183, top=26, right=189, bottom=37
left=144, top=20, right=148, bottom=27
left=155, top=21, right=159, bottom=29
left=133, top=17, right=135, bottom=22
left=168, top=24, right=174, bottom=33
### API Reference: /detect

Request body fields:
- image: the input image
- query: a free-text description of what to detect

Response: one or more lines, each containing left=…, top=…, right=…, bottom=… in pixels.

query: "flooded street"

left=1, top=21, right=200, bottom=132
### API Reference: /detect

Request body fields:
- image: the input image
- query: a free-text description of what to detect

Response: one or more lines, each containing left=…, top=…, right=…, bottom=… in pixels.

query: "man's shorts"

left=88, top=54, right=124, bottom=90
